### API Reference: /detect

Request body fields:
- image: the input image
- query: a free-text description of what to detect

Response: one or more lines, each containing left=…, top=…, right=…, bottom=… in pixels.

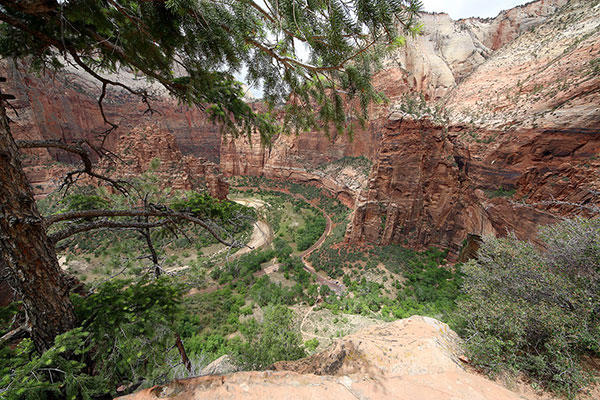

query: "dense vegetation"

left=231, top=176, right=349, bottom=223
left=455, top=218, right=600, bottom=397
left=0, top=181, right=333, bottom=398
left=2, top=176, right=598, bottom=398
left=310, top=243, right=462, bottom=320
left=0, top=278, right=183, bottom=399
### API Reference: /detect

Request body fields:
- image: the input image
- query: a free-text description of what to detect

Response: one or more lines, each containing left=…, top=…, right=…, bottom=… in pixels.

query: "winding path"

left=232, top=198, right=272, bottom=257
left=298, top=203, right=345, bottom=294
left=167, top=197, right=271, bottom=274
left=236, top=186, right=346, bottom=294
left=184, top=187, right=346, bottom=296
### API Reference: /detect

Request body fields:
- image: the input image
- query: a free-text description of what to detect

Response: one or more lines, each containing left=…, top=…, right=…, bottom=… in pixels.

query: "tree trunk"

left=0, top=100, right=77, bottom=352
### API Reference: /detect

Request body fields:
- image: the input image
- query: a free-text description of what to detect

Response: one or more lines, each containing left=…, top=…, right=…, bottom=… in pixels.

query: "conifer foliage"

left=0, top=0, right=423, bottom=138
left=0, top=0, right=425, bottom=395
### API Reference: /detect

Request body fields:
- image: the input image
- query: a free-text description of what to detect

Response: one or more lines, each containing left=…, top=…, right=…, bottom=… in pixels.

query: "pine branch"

left=45, top=208, right=245, bottom=248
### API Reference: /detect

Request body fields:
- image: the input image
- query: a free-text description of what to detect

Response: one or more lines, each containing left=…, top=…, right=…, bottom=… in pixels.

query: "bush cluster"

left=456, top=218, right=600, bottom=396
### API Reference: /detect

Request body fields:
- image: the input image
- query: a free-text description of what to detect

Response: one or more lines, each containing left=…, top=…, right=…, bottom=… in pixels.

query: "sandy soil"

left=233, top=198, right=272, bottom=256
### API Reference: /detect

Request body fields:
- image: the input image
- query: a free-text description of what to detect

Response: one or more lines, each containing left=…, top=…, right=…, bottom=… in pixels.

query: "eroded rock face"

left=2, top=60, right=225, bottom=198
left=4, top=62, right=223, bottom=163
left=344, top=119, right=599, bottom=253
left=118, top=316, right=527, bottom=400
left=381, top=0, right=568, bottom=101
left=345, top=0, right=600, bottom=249
left=344, top=118, right=491, bottom=254
left=445, top=0, right=600, bottom=130
left=5, top=0, right=599, bottom=253
left=220, top=121, right=382, bottom=207
left=93, top=125, right=228, bottom=199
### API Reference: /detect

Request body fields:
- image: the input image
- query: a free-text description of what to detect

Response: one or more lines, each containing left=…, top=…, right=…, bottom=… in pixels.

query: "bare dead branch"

left=0, top=324, right=28, bottom=346
left=67, top=50, right=158, bottom=127
left=16, top=139, right=129, bottom=194
left=0, top=9, right=160, bottom=131
left=90, top=264, right=130, bottom=292
left=48, top=219, right=170, bottom=243
left=138, top=224, right=162, bottom=277
left=46, top=208, right=244, bottom=248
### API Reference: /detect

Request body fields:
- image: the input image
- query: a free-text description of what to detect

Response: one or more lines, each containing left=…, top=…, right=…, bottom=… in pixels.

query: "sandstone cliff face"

left=4, top=62, right=222, bottom=163
left=3, top=61, right=227, bottom=198
left=220, top=119, right=383, bottom=206
left=100, top=126, right=229, bottom=199
left=446, top=0, right=600, bottom=232
left=5, top=0, right=599, bottom=253
left=345, top=118, right=491, bottom=254
left=381, top=0, right=568, bottom=101
left=345, top=0, right=600, bottom=248
left=118, top=316, right=529, bottom=400
left=35, top=125, right=228, bottom=200
left=446, top=0, right=599, bottom=130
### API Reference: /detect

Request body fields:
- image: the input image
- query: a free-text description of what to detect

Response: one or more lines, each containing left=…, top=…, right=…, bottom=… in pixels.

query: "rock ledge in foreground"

left=118, top=316, right=527, bottom=400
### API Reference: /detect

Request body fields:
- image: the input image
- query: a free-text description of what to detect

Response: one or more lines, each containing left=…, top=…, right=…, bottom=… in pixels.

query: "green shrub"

left=483, top=186, right=516, bottom=198
left=1, top=278, right=184, bottom=399
left=295, top=212, right=326, bottom=251
left=64, top=192, right=110, bottom=212
left=456, top=218, right=600, bottom=397
left=304, top=338, right=319, bottom=353
left=236, top=305, right=305, bottom=370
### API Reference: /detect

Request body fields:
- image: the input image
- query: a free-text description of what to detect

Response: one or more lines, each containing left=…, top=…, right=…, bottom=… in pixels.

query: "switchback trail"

left=186, top=186, right=346, bottom=296
left=236, top=185, right=346, bottom=295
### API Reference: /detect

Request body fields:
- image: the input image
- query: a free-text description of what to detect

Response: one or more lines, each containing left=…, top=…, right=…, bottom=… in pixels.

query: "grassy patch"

left=484, top=187, right=516, bottom=198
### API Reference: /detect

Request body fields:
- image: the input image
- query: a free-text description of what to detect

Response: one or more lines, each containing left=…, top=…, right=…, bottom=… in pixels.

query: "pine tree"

left=0, top=0, right=423, bottom=351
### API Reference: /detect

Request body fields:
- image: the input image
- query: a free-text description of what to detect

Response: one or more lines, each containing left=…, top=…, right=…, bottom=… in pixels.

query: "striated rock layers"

left=2, top=60, right=226, bottom=198
left=345, top=118, right=489, bottom=253
left=378, top=0, right=569, bottom=101
left=118, top=316, right=529, bottom=400
left=5, top=0, right=599, bottom=252
left=344, top=117, right=573, bottom=254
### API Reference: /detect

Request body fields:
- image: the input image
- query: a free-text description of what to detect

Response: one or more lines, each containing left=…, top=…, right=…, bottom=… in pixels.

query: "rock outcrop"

left=380, top=0, right=569, bottom=101
left=91, top=125, right=228, bottom=199
left=4, top=0, right=599, bottom=253
left=345, top=0, right=600, bottom=249
left=118, top=316, right=528, bottom=400
left=446, top=3, right=599, bottom=130
left=345, top=118, right=491, bottom=254
left=220, top=119, right=382, bottom=207
left=3, top=61, right=222, bottom=163
left=2, top=60, right=226, bottom=198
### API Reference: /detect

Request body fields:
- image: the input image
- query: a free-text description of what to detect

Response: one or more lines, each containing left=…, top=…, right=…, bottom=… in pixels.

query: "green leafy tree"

left=236, top=304, right=306, bottom=370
